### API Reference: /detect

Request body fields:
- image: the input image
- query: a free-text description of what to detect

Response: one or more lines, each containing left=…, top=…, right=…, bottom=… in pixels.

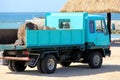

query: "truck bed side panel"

left=26, top=29, right=84, bottom=48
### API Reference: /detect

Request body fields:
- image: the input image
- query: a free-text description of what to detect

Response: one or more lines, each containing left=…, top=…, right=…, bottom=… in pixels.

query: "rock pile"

left=15, top=22, right=56, bottom=46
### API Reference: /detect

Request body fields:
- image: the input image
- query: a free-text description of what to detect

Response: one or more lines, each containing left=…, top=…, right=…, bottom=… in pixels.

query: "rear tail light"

left=23, top=51, right=29, bottom=55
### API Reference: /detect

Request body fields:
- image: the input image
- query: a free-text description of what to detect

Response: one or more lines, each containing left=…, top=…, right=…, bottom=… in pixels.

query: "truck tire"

left=12, top=61, right=26, bottom=72
left=8, top=60, right=15, bottom=71
left=37, top=59, right=44, bottom=73
left=38, top=55, right=57, bottom=74
left=88, top=51, right=102, bottom=68
left=60, top=62, right=71, bottom=67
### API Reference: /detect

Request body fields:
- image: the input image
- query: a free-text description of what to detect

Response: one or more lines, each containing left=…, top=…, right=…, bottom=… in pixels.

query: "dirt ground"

left=0, top=47, right=120, bottom=80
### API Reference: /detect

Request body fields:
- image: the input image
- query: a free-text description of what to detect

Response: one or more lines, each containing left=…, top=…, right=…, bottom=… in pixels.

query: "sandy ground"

left=0, top=47, right=120, bottom=80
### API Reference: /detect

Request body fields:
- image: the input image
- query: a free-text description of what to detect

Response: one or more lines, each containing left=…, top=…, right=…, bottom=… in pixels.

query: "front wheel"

left=88, top=51, right=102, bottom=68
left=37, top=55, right=57, bottom=74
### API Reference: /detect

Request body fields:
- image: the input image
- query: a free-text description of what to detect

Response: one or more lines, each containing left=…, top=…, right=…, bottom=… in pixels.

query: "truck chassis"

left=0, top=45, right=110, bottom=74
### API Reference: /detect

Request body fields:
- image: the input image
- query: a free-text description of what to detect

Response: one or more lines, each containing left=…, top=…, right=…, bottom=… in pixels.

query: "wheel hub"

left=47, top=59, right=55, bottom=70
left=93, top=55, right=100, bottom=66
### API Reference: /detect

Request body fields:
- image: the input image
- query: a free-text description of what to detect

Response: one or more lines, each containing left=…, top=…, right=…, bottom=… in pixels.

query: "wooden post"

left=107, top=13, right=111, bottom=42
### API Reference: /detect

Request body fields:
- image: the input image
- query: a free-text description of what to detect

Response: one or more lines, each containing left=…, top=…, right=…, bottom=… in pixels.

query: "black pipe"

left=0, top=29, right=17, bottom=44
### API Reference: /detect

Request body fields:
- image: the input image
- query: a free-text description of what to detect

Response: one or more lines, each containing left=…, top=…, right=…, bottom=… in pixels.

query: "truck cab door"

left=95, top=20, right=110, bottom=46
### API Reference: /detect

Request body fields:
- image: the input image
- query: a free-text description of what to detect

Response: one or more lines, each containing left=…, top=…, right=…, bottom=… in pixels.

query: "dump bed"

left=0, top=30, right=85, bottom=50
left=26, top=12, right=87, bottom=48
left=26, top=29, right=84, bottom=48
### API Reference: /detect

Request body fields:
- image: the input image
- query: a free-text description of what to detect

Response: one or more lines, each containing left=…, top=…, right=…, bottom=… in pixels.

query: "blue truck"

left=0, top=12, right=111, bottom=74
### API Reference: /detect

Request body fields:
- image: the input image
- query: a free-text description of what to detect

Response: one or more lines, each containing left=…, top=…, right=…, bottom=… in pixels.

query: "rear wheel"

left=37, top=55, right=57, bottom=74
left=88, top=51, right=102, bottom=68
left=60, top=62, right=71, bottom=67
left=12, top=61, right=26, bottom=72
left=37, top=59, right=44, bottom=73
left=8, top=60, right=15, bottom=71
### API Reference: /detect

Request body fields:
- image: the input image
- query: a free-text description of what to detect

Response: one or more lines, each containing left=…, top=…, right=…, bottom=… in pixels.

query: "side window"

left=59, top=19, right=71, bottom=29
left=95, top=20, right=107, bottom=34
left=89, top=20, right=95, bottom=33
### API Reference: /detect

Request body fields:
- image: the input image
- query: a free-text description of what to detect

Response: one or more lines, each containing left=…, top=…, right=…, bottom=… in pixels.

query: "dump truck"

left=0, top=12, right=111, bottom=74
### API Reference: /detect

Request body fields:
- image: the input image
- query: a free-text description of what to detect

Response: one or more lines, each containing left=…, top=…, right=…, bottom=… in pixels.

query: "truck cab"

left=45, top=12, right=110, bottom=48
left=86, top=15, right=110, bottom=48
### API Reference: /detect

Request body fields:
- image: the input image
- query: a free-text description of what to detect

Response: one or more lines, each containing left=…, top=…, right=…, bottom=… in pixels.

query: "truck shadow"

left=6, top=64, right=120, bottom=77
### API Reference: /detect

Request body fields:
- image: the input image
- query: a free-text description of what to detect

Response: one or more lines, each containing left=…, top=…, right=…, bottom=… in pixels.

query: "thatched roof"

left=60, top=0, right=120, bottom=13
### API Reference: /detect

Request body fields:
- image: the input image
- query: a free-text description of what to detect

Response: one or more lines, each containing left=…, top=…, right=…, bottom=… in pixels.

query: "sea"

left=0, top=12, right=46, bottom=29
left=0, top=12, right=120, bottom=39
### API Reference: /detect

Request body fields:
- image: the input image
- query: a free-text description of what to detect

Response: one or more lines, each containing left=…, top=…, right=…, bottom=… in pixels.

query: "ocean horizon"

left=0, top=12, right=46, bottom=22
left=0, top=12, right=46, bottom=29
left=0, top=12, right=120, bottom=23
left=0, top=12, right=120, bottom=21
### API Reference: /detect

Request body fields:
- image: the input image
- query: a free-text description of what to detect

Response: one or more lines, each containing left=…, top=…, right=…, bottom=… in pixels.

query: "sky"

left=0, top=0, right=67, bottom=12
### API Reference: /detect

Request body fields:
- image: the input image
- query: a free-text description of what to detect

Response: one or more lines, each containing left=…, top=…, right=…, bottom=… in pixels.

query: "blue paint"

left=26, top=29, right=84, bottom=47
left=86, top=15, right=110, bottom=46
left=45, top=12, right=87, bottom=29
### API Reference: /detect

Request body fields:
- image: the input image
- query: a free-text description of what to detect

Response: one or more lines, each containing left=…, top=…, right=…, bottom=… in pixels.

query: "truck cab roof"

left=87, top=14, right=105, bottom=20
